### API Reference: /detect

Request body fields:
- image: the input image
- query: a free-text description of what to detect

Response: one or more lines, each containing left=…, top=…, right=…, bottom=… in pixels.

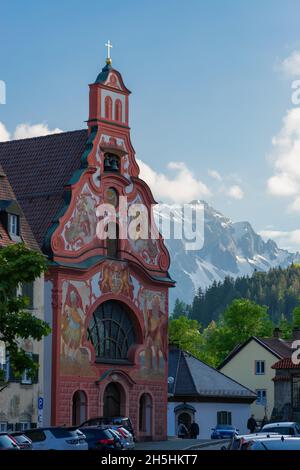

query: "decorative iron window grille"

left=87, top=301, right=136, bottom=361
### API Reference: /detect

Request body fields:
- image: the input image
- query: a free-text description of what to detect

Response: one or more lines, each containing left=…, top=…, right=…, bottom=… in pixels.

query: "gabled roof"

left=218, top=336, right=292, bottom=370
left=0, top=129, right=88, bottom=247
left=168, top=347, right=256, bottom=402
left=272, top=358, right=299, bottom=370
left=0, top=163, right=39, bottom=250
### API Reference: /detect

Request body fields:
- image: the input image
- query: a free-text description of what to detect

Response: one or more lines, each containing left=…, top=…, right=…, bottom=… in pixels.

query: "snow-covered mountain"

left=154, top=201, right=299, bottom=310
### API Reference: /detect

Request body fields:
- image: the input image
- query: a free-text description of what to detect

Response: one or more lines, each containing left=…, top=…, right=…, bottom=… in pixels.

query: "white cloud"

left=280, top=50, right=300, bottom=77
left=0, top=122, right=10, bottom=142
left=0, top=121, right=62, bottom=142
left=259, top=229, right=300, bottom=252
left=137, top=159, right=210, bottom=204
left=227, top=185, right=244, bottom=200
left=267, top=108, right=300, bottom=207
left=13, top=123, right=62, bottom=139
left=208, top=169, right=222, bottom=181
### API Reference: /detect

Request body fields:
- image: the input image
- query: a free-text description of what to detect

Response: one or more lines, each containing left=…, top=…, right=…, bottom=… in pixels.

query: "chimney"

left=293, top=327, right=300, bottom=341
left=273, top=327, right=281, bottom=339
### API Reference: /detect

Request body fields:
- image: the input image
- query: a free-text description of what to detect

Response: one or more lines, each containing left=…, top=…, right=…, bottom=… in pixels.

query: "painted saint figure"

left=61, top=285, right=85, bottom=360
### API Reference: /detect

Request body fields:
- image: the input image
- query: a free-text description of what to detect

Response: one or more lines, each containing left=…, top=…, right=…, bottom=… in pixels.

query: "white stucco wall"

left=168, top=401, right=251, bottom=439
left=43, top=280, right=53, bottom=426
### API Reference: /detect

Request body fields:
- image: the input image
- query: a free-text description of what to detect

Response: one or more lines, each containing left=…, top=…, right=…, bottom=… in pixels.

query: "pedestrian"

left=177, top=421, right=188, bottom=439
left=247, top=414, right=257, bottom=433
left=189, top=421, right=199, bottom=439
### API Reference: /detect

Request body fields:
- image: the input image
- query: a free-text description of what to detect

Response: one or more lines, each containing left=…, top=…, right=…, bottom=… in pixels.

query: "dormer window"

left=104, top=153, right=120, bottom=172
left=9, top=214, right=19, bottom=236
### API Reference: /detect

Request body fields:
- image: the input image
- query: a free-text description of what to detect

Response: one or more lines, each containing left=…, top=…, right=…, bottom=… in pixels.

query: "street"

left=135, top=438, right=229, bottom=451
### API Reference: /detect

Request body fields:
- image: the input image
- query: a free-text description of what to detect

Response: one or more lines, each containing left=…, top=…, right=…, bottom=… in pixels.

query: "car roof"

left=236, top=433, right=281, bottom=440
left=263, top=422, right=296, bottom=427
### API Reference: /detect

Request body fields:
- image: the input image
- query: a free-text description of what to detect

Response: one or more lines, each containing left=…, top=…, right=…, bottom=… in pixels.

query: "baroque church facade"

left=0, top=52, right=174, bottom=440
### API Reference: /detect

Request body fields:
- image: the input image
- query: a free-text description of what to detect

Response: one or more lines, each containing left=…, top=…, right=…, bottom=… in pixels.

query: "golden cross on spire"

left=105, top=40, right=113, bottom=65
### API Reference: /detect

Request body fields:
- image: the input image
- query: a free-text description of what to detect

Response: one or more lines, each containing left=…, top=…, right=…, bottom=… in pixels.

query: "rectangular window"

left=22, top=282, right=34, bottom=309
left=20, top=422, right=31, bottom=431
left=217, top=411, right=232, bottom=425
left=255, top=360, right=265, bottom=375
left=0, top=422, right=7, bottom=432
left=8, top=214, right=19, bottom=236
left=292, top=377, right=300, bottom=410
left=256, top=389, right=267, bottom=405
left=21, top=368, right=32, bottom=385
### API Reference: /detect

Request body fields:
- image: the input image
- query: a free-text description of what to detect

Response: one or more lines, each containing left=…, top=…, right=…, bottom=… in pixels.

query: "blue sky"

left=1, top=0, right=300, bottom=250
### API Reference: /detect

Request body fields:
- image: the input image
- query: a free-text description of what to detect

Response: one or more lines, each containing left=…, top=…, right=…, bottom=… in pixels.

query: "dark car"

left=9, top=432, right=32, bottom=450
left=0, top=433, right=20, bottom=450
left=81, top=417, right=135, bottom=439
left=78, top=426, right=122, bottom=451
left=211, top=424, right=239, bottom=439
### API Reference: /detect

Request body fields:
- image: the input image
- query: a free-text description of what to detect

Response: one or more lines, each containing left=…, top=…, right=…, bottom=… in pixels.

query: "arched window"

left=72, top=390, right=87, bottom=426
left=105, top=96, right=112, bottom=120
left=87, top=300, right=136, bottom=362
left=115, top=99, right=122, bottom=122
left=106, top=222, right=119, bottom=258
left=139, top=393, right=153, bottom=435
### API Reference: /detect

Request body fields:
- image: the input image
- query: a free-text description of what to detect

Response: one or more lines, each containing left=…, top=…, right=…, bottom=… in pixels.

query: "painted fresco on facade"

left=136, top=289, right=167, bottom=379
left=100, top=261, right=134, bottom=298
left=60, top=261, right=167, bottom=379
left=61, top=183, right=100, bottom=251
left=60, top=280, right=95, bottom=376
left=127, top=193, right=160, bottom=266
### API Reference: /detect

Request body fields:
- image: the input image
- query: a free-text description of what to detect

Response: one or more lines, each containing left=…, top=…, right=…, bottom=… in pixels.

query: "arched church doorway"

left=178, top=412, right=191, bottom=430
left=72, top=390, right=87, bottom=426
left=139, top=393, right=153, bottom=436
left=103, top=382, right=125, bottom=417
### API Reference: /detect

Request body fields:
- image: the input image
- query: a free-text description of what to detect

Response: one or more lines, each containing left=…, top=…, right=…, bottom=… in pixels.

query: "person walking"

left=247, top=414, right=257, bottom=433
left=190, top=421, right=199, bottom=439
left=177, top=422, right=188, bottom=439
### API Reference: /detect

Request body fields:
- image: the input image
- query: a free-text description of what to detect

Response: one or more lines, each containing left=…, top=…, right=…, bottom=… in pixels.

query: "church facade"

left=0, top=55, right=174, bottom=440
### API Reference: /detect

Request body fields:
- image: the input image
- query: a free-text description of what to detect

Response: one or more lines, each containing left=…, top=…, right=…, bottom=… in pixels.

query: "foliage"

left=189, top=264, right=300, bottom=326
left=169, top=316, right=204, bottom=359
left=171, top=298, right=192, bottom=319
left=169, top=299, right=274, bottom=368
left=0, top=244, right=51, bottom=382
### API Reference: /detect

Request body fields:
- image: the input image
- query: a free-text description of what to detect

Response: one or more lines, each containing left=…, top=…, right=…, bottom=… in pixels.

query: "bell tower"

left=88, top=40, right=130, bottom=130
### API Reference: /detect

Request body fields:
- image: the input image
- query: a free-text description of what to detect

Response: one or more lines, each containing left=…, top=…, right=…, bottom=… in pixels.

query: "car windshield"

left=217, top=425, right=234, bottom=430
left=12, top=435, right=30, bottom=444
left=0, top=435, right=16, bottom=449
left=264, top=427, right=294, bottom=435
left=50, top=428, right=79, bottom=439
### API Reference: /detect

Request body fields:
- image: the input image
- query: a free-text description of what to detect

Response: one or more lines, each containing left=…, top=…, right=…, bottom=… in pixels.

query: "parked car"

left=247, top=436, right=300, bottom=450
left=211, top=424, right=239, bottom=439
left=81, top=416, right=135, bottom=439
left=222, top=433, right=281, bottom=451
left=9, top=432, right=33, bottom=450
left=0, top=433, right=20, bottom=450
left=110, top=426, right=135, bottom=450
left=261, top=421, right=300, bottom=436
left=24, top=427, right=88, bottom=450
left=78, top=426, right=122, bottom=451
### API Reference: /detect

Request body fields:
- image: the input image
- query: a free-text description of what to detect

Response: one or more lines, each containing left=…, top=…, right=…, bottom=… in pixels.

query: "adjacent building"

left=218, top=330, right=292, bottom=421
left=0, top=164, right=44, bottom=431
left=167, top=347, right=256, bottom=439
left=271, top=328, right=300, bottom=422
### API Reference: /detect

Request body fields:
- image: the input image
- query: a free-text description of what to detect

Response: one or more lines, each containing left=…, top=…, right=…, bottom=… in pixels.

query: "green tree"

left=169, top=316, right=203, bottom=358
left=0, top=244, right=51, bottom=384
left=293, top=305, right=300, bottom=328
left=202, top=299, right=274, bottom=366
left=278, top=314, right=292, bottom=339
left=172, top=298, right=191, bottom=319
